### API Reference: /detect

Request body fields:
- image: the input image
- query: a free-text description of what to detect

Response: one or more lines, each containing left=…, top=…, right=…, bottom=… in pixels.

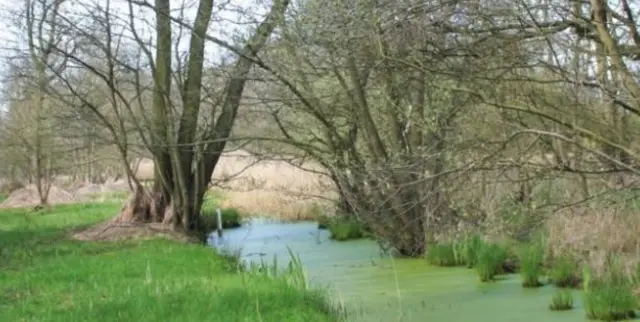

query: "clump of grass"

left=583, top=258, right=637, bottom=321
left=328, top=217, right=367, bottom=241
left=200, top=207, right=242, bottom=229
left=549, top=289, right=574, bottom=311
left=475, top=243, right=507, bottom=282
left=427, top=243, right=458, bottom=267
left=550, top=255, right=580, bottom=288
left=459, top=235, right=484, bottom=268
left=518, top=241, right=545, bottom=288
left=200, top=194, right=242, bottom=229
left=428, top=237, right=484, bottom=267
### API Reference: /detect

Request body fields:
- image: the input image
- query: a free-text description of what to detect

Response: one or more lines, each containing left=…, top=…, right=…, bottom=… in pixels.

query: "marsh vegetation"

left=2, top=0, right=640, bottom=320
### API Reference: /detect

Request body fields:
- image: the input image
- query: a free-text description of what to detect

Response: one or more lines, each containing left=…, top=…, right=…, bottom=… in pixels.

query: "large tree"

left=18, top=0, right=290, bottom=233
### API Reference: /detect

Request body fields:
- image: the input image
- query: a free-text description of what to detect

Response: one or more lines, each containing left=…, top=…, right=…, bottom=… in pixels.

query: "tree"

left=0, top=0, right=69, bottom=205
left=18, top=0, right=290, bottom=234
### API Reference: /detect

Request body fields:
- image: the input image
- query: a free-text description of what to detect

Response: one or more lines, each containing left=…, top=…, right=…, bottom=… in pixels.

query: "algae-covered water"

left=209, top=219, right=587, bottom=322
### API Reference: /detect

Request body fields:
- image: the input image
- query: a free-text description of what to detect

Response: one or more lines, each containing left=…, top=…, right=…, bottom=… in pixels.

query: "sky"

left=0, top=0, right=268, bottom=110
left=0, top=0, right=637, bottom=110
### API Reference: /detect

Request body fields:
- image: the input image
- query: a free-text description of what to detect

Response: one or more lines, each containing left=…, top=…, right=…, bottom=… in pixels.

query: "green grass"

left=201, top=195, right=242, bottom=229
left=426, top=236, right=494, bottom=269
left=550, top=255, right=580, bottom=288
left=518, top=241, right=544, bottom=288
left=327, top=217, right=368, bottom=241
left=475, top=243, right=508, bottom=282
left=0, top=203, right=342, bottom=322
left=426, top=243, right=458, bottom=267
left=583, top=260, right=637, bottom=321
left=459, top=235, right=483, bottom=268
left=549, top=289, right=574, bottom=311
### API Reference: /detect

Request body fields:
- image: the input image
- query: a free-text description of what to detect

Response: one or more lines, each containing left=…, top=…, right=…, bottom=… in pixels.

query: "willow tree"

left=24, top=0, right=290, bottom=233
left=117, top=0, right=290, bottom=232
left=252, top=0, right=499, bottom=256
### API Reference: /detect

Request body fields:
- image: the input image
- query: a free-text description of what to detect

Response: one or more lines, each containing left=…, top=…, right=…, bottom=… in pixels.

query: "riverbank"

left=0, top=203, right=342, bottom=322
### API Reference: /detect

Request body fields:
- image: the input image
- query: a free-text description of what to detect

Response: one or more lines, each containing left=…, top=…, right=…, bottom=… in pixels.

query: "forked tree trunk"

left=114, top=0, right=290, bottom=233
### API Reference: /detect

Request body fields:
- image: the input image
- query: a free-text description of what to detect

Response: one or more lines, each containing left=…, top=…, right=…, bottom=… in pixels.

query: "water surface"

left=209, top=219, right=587, bottom=322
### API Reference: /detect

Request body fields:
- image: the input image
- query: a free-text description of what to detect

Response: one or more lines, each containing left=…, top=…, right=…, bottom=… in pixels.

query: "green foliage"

left=583, top=258, right=637, bottom=321
left=427, top=235, right=486, bottom=268
left=549, top=289, right=574, bottom=311
left=475, top=243, right=508, bottom=282
left=550, top=256, right=580, bottom=288
left=328, top=217, right=367, bottom=241
left=0, top=203, right=342, bottom=322
left=518, top=241, right=545, bottom=288
left=427, top=243, right=458, bottom=267
left=200, top=194, right=242, bottom=230
left=460, top=235, right=484, bottom=268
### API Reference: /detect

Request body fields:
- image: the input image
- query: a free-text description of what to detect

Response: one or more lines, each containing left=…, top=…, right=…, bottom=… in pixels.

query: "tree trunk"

left=113, top=0, right=290, bottom=237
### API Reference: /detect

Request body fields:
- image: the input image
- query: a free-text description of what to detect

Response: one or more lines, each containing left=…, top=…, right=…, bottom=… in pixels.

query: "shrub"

left=550, top=256, right=580, bottom=288
left=427, top=244, right=458, bottom=267
left=328, top=217, right=367, bottom=241
left=518, top=242, right=545, bottom=288
left=583, top=260, right=637, bottom=321
left=475, top=243, right=507, bottom=282
left=549, top=289, right=573, bottom=311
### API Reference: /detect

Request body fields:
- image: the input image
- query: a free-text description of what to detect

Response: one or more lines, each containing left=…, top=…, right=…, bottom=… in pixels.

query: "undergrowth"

left=549, top=289, right=574, bottom=311
left=518, top=241, right=544, bottom=288
left=583, top=258, right=637, bottom=321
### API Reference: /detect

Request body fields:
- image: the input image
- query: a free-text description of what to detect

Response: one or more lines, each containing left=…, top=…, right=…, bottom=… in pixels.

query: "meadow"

left=0, top=203, right=343, bottom=322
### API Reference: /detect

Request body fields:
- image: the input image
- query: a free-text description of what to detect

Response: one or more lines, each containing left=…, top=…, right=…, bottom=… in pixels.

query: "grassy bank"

left=0, top=203, right=341, bottom=322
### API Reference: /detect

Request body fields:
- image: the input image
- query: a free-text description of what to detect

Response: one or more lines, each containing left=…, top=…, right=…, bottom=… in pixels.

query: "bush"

left=427, top=244, right=458, bottom=267
left=518, top=242, right=545, bottom=288
left=475, top=243, right=507, bottom=282
left=328, top=217, right=367, bottom=241
left=583, top=260, right=637, bottom=321
left=549, top=289, right=573, bottom=311
left=550, top=256, right=580, bottom=288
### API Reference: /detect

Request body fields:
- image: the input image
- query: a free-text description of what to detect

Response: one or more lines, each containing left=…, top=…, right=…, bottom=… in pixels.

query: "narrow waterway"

left=209, top=218, right=586, bottom=322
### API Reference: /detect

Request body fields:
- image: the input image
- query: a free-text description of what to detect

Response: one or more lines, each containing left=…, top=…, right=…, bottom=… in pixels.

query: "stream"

left=208, top=218, right=586, bottom=322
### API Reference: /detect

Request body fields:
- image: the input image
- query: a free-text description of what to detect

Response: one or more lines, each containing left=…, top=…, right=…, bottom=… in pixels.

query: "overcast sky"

left=0, top=0, right=265, bottom=73
left=0, top=0, right=268, bottom=110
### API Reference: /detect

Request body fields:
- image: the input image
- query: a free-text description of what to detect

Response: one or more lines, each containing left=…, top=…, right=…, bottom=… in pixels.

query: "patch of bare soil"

left=70, top=220, right=199, bottom=243
left=1, top=184, right=76, bottom=208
